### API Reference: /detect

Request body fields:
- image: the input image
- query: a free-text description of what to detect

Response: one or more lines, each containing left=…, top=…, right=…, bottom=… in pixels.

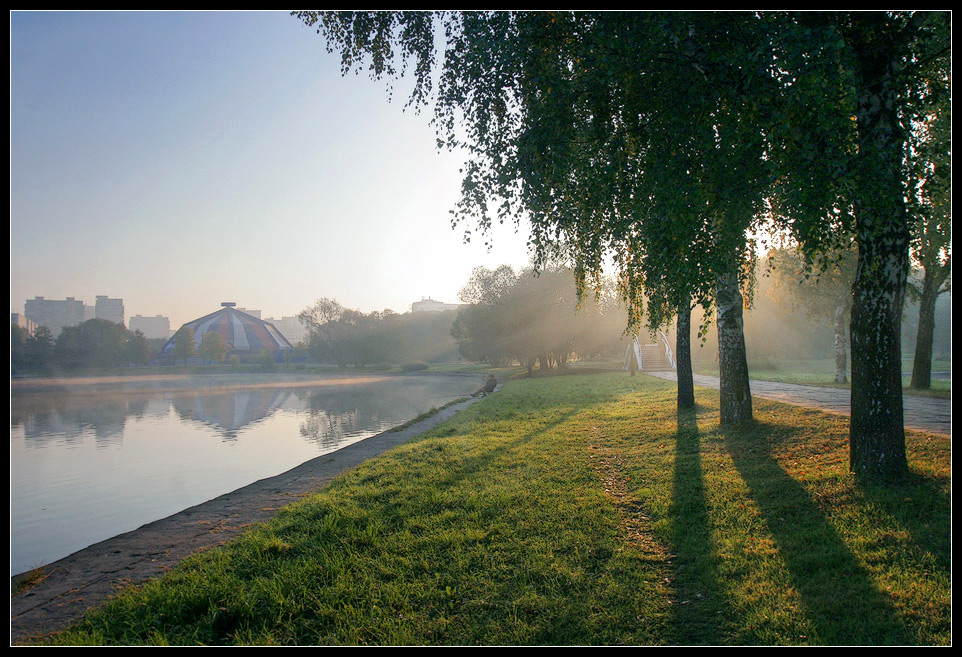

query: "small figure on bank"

left=473, top=374, right=498, bottom=397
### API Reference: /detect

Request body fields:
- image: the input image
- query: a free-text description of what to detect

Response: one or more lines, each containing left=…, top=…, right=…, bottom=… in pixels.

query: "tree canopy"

left=295, top=10, right=950, bottom=483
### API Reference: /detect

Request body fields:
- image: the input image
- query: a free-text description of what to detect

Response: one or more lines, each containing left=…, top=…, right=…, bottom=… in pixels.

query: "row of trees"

left=11, top=319, right=149, bottom=371
left=296, top=10, right=950, bottom=483
left=297, top=299, right=461, bottom=368
left=296, top=266, right=628, bottom=372
left=165, top=326, right=237, bottom=365
left=767, top=245, right=951, bottom=388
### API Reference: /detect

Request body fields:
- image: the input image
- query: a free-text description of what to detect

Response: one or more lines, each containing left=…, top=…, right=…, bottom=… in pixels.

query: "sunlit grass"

left=40, top=373, right=950, bottom=646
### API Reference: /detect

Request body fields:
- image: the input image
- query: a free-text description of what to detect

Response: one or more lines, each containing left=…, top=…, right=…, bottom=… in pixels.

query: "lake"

left=10, top=372, right=478, bottom=576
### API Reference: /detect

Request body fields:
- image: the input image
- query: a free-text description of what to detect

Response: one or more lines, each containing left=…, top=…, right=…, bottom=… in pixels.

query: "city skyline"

left=11, top=11, right=532, bottom=330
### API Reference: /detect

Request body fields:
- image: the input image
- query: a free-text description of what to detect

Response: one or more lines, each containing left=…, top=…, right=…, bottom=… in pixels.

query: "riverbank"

left=11, top=395, right=483, bottom=644
left=18, top=372, right=950, bottom=646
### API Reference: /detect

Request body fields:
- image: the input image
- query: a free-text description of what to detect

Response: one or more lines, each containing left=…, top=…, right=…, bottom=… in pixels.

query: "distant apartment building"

left=128, top=314, right=172, bottom=340
left=263, top=316, right=308, bottom=346
left=411, top=297, right=461, bottom=313
left=10, top=313, right=38, bottom=337
left=235, top=307, right=261, bottom=319
left=24, top=296, right=86, bottom=338
left=95, top=296, right=125, bottom=327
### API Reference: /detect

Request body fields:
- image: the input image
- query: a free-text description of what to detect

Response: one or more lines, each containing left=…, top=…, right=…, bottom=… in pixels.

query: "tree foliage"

left=198, top=331, right=228, bottom=365
left=125, top=329, right=150, bottom=366
left=299, top=299, right=460, bottom=367
left=171, top=326, right=196, bottom=365
left=12, top=319, right=148, bottom=371
left=295, top=10, right=951, bottom=482
left=297, top=10, right=775, bottom=423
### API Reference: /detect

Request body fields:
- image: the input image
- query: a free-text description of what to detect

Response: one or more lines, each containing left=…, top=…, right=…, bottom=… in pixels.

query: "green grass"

left=39, top=373, right=950, bottom=646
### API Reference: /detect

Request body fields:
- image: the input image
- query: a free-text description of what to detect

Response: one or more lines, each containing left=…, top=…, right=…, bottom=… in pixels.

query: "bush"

left=256, top=349, right=276, bottom=369
left=400, top=362, right=429, bottom=372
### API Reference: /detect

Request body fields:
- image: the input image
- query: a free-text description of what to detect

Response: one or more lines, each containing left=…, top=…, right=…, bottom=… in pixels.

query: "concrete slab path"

left=645, top=371, right=952, bottom=437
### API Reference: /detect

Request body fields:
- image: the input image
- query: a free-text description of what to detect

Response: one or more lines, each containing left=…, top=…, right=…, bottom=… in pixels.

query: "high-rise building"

left=10, top=313, right=38, bottom=337
left=95, top=296, right=125, bottom=327
left=128, top=314, right=171, bottom=340
left=263, top=316, right=309, bottom=346
left=24, top=296, right=86, bottom=338
left=411, top=297, right=461, bottom=313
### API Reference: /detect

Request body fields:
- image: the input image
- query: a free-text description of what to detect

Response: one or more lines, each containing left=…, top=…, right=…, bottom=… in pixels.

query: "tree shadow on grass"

left=858, top=471, right=951, bottom=574
left=723, top=421, right=912, bottom=645
left=347, top=398, right=616, bottom=643
left=666, top=407, right=730, bottom=645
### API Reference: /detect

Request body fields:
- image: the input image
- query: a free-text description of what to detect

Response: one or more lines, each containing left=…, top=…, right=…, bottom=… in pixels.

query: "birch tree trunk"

left=909, top=268, right=944, bottom=390
left=833, top=295, right=850, bottom=384
left=716, top=272, right=753, bottom=426
left=847, top=19, right=911, bottom=481
left=676, top=301, right=695, bottom=410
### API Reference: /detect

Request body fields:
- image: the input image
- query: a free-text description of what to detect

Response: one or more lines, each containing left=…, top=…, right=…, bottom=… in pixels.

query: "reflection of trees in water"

left=11, top=375, right=477, bottom=449
left=12, top=394, right=148, bottom=448
left=296, top=377, right=475, bottom=449
left=299, top=408, right=366, bottom=450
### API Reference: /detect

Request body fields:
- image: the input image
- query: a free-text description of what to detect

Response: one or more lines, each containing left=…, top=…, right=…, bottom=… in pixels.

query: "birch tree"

left=295, top=10, right=950, bottom=482
left=770, top=11, right=950, bottom=481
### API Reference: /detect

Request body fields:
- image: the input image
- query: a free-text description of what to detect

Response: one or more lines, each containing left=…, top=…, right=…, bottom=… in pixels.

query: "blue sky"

left=10, top=10, right=531, bottom=328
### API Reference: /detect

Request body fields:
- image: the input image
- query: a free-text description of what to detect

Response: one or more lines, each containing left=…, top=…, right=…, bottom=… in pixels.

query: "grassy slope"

left=44, top=373, right=950, bottom=646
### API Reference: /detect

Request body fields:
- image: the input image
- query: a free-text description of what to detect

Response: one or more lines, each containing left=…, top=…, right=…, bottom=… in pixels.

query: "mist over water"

left=10, top=372, right=477, bottom=576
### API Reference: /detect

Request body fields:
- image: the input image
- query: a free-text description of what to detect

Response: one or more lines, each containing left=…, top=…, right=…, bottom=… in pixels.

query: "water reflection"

left=171, top=388, right=293, bottom=440
left=13, top=395, right=146, bottom=448
left=10, top=373, right=476, bottom=575
left=12, top=374, right=472, bottom=445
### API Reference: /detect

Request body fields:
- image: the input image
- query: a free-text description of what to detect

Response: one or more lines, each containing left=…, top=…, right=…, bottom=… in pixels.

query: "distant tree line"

left=298, top=299, right=461, bottom=368
left=11, top=318, right=149, bottom=372
left=451, top=265, right=628, bottom=373
left=297, top=266, right=629, bottom=372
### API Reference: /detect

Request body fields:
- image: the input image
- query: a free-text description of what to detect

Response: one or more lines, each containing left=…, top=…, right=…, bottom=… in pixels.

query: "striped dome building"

left=161, top=302, right=294, bottom=359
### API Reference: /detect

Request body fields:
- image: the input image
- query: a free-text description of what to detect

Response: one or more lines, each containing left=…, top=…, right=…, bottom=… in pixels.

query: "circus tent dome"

left=161, top=302, right=294, bottom=356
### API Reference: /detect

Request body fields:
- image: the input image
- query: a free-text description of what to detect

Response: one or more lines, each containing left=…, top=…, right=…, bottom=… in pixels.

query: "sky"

left=10, top=10, right=533, bottom=329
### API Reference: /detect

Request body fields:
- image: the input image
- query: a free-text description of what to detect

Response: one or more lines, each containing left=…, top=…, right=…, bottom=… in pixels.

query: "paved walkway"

left=645, top=371, right=952, bottom=436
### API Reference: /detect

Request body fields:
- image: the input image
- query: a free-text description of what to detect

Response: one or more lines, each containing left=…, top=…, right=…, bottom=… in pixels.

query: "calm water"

left=10, top=372, right=477, bottom=576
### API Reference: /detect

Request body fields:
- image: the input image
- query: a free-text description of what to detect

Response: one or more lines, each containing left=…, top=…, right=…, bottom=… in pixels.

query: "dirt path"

left=10, top=397, right=482, bottom=645
left=645, top=371, right=952, bottom=436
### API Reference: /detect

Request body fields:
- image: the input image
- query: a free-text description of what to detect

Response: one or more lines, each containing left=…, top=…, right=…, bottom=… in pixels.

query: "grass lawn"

left=40, top=373, right=950, bottom=646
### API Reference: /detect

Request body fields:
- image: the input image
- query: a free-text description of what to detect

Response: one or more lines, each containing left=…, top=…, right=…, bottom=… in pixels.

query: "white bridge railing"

left=624, top=330, right=676, bottom=372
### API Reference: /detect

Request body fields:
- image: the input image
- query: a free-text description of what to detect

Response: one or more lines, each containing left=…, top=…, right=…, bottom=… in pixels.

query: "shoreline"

left=10, top=395, right=482, bottom=645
